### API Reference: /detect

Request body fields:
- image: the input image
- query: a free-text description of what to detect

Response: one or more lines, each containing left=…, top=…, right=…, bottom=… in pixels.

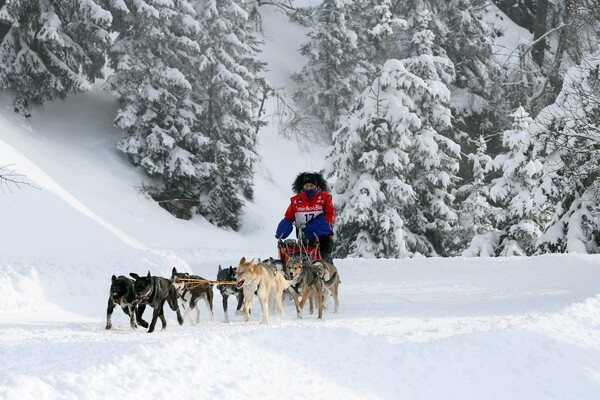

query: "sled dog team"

left=106, top=257, right=341, bottom=332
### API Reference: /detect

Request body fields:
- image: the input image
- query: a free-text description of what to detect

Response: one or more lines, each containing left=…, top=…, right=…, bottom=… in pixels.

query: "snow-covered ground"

left=1, top=3, right=600, bottom=399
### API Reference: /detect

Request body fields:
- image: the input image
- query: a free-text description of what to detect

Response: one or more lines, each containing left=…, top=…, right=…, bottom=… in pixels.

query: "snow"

left=1, top=4, right=600, bottom=400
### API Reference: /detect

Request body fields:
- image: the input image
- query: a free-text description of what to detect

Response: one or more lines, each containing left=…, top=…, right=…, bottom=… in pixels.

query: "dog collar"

left=140, top=279, right=154, bottom=303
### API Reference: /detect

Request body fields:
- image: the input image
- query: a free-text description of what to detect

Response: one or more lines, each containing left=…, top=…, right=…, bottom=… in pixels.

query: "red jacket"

left=284, top=190, right=335, bottom=228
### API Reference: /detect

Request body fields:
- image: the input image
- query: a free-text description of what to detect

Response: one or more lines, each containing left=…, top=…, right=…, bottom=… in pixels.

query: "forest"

left=1, top=0, right=599, bottom=258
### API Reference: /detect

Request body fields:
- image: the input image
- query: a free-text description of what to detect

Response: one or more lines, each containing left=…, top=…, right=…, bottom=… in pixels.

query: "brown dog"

left=286, top=258, right=324, bottom=319
left=235, top=257, right=287, bottom=324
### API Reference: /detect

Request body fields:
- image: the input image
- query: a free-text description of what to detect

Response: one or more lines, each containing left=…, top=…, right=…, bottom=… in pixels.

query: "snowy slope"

left=1, top=3, right=600, bottom=400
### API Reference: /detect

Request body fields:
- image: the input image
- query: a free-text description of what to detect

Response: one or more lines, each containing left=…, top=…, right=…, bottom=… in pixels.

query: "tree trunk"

left=532, top=0, right=549, bottom=66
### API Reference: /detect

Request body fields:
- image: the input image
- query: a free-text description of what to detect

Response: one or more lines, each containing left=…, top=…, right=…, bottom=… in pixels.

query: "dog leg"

left=158, top=302, right=168, bottom=330
left=242, top=288, right=252, bottom=323
left=316, top=287, right=324, bottom=319
left=106, top=298, right=115, bottom=330
left=258, top=290, right=269, bottom=325
left=235, top=291, right=244, bottom=316
left=207, top=290, right=215, bottom=321
left=275, top=286, right=284, bottom=318
left=322, top=288, right=331, bottom=311
left=298, top=286, right=311, bottom=312
left=222, top=295, right=230, bottom=323
left=136, top=304, right=149, bottom=328
left=167, top=289, right=184, bottom=326
left=332, top=283, right=339, bottom=313
left=202, top=295, right=214, bottom=322
left=148, top=307, right=160, bottom=333
left=125, top=305, right=137, bottom=330
left=290, top=290, right=302, bottom=319
left=194, top=299, right=201, bottom=324
left=182, top=300, right=195, bottom=326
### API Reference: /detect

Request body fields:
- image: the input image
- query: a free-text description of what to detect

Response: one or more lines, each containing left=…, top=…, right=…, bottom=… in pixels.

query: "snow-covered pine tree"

left=401, top=8, right=462, bottom=256
left=292, top=0, right=375, bottom=134
left=458, top=136, right=502, bottom=257
left=489, top=106, right=544, bottom=256
left=531, top=50, right=600, bottom=254
left=325, top=61, right=422, bottom=258
left=102, top=0, right=213, bottom=220
left=193, top=0, right=266, bottom=230
left=327, top=9, right=461, bottom=258
left=384, top=1, right=507, bottom=143
left=366, top=0, right=407, bottom=61
left=0, top=0, right=112, bottom=116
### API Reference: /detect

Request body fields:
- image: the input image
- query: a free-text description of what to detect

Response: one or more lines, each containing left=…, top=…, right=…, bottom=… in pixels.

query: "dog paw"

left=105, top=324, right=111, bottom=330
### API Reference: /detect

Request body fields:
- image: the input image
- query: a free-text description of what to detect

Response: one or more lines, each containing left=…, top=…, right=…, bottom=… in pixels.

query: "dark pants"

left=318, top=236, right=334, bottom=262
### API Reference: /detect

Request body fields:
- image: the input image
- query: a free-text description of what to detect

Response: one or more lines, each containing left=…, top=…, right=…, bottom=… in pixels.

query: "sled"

left=277, top=238, right=322, bottom=265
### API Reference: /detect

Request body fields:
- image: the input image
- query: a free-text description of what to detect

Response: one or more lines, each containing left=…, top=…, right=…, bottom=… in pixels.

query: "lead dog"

left=130, top=271, right=184, bottom=333
left=235, top=257, right=288, bottom=324
left=313, top=260, right=340, bottom=313
left=171, top=267, right=214, bottom=324
left=216, top=265, right=244, bottom=323
left=106, top=275, right=148, bottom=330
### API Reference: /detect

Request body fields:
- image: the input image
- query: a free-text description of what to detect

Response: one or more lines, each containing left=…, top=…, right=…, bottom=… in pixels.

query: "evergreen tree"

left=387, top=1, right=507, bottom=138
left=103, top=0, right=264, bottom=229
left=325, top=61, right=422, bottom=258
left=489, top=106, right=544, bottom=255
left=458, top=136, right=501, bottom=257
left=401, top=8, right=462, bottom=256
left=292, top=0, right=375, bottom=134
left=531, top=50, right=600, bottom=253
left=193, top=0, right=266, bottom=229
left=102, top=0, right=212, bottom=220
left=327, top=10, right=461, bottom=258
left=0, top=0, right=112, bottom=116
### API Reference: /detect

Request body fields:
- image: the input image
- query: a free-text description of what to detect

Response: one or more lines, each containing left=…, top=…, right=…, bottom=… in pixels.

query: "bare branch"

left=256, top=0, right=296, bottom=12
left=0, top=164, right=39, bottom=194
left=270, top=89, right=326, bottom=151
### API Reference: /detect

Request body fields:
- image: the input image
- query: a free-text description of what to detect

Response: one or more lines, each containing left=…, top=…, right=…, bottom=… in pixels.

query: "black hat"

left=292, top=172, right=329, bottom=193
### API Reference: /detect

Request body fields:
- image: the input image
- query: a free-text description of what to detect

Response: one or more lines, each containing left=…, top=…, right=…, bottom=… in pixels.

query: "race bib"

left=294, top=205, right=323, bottom=227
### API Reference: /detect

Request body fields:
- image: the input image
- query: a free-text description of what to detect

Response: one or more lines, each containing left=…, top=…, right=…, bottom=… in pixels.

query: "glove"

left=275, top=219, right=293, bottom=239
left=303, top=214, right=333, bottom=240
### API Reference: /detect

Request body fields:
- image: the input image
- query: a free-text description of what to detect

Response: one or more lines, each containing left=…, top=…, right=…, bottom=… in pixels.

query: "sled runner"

left=277, top=238, right=322, bottom=264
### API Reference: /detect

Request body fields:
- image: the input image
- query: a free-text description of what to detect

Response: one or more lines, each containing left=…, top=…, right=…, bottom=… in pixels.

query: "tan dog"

left=286, top=258, right=324, bottom=319
left=313, top=260, right=340, bottom=313
left=236, top=257, right=287, bottom=324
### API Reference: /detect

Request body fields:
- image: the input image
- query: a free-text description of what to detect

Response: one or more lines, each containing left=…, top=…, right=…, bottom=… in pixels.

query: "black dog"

left=130, top=271, right=184, bottom=333
left=216, top=265, right=244, bottom=322
left=106, top=275, right=148, bottom=330
left=171, top=267, right=215, bottom=324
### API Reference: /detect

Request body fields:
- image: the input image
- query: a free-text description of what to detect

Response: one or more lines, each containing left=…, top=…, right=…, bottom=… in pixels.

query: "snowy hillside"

left=1, top=3, right=600, bottom=400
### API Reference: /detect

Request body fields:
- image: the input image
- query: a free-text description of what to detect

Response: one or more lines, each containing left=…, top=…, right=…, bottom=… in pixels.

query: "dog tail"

left=324, top=271, right=338, bottom=285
